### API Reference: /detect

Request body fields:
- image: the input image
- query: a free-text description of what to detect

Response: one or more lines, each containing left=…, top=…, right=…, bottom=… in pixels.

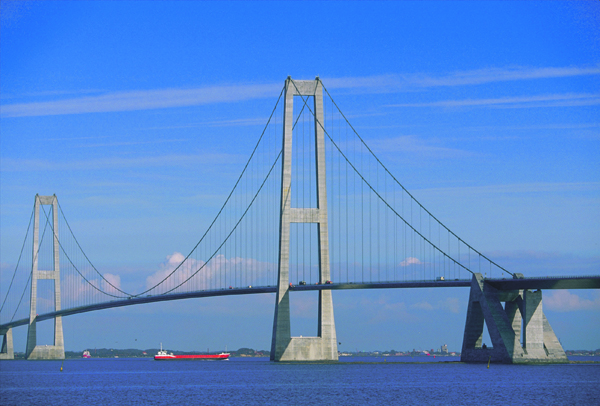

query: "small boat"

left=154, top=343, right=230, bottom=361
left=82, top=350, right=91, bottom=358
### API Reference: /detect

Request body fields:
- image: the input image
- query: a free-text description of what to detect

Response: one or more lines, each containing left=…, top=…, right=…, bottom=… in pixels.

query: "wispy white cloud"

left=362, top=297, right=415, bottom=324
left=479, top=252, right=600, bottom=278
left=0, top=88, right=107, bottom=101
left=145, top=252, right=275, bottom=292
left=145, top=252, right=203, bottom=290
left=410, top=297, right=461, bottom=313
left=0, top=153, right=238, bottom=172
left=2, top=65, right=598, bottom=117
left=443, top=297, right=461, bottom=314
left=400, top=257, right=423, bottom=267
left=387, top=93, right=600, bottom=109
left=417, top=182, right=600, bottom=197
left=202, top=117, right=274, bottom=127
left=325, top=65, right=600, bottom=92
left=368, top=135, right=475, bottom=159
left=1, top=83, right=282, bottom=118
left=457, top=122, right=600, bottom=135
left=61, top=272, right=124, bottom=305
left=484, top=250, right=563, bottom=261
left=46, top=135, right=111, bottom=142
left=131, top=117, right=268, bottom=132
left=406, top=66, right=600, bottom=87
left=545, top=290, right=600, bottom=312
left=410, top=301, right=434, bottom=310
left=81, top=138, right=189, bottom=148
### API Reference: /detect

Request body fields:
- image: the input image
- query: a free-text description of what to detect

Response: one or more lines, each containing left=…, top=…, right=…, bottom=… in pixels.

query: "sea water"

left=1, top=357, right=599, bottom=405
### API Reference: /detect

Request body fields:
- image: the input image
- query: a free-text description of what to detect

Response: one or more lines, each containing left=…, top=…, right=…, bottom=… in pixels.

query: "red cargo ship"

left=154, top=343, right=229, bottom=360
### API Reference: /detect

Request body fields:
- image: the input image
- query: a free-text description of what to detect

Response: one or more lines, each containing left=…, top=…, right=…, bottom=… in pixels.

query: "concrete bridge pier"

left=461, top=273, right=567, bottom=364
left=270, top=77, right=338, bottom=362
left=0, top=327, right=14, bottom=359
left=26, top=195, right=65, bottom=360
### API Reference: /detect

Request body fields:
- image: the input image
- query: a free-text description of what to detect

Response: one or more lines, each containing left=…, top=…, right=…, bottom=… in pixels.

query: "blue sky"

left=1, top=1, right=599, bottom=353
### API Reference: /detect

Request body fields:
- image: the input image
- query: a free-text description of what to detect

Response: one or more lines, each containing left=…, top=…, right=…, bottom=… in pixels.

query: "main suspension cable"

left=40, top=203, right=125, bottom=298
left=132, top=84, right=287, bottom=296
left=57, top=200, right=132, bottom=297
left=0, top=206, right=34, bottom=314
left=321, top=81, right=513, bottom=277
left=289, top=79, right=476, bottom=275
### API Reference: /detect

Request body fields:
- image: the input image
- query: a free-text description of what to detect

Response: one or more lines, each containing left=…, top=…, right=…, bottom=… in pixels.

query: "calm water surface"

left=1, top=357, right=599, bottom=405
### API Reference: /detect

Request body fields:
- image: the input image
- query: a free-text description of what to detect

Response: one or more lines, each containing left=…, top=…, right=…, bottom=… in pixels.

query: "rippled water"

left=1, top=357, right=599, bottom=405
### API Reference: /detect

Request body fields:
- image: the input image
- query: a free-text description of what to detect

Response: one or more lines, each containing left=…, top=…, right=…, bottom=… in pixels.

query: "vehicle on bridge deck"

left=154, top=343, right=230, bottom=361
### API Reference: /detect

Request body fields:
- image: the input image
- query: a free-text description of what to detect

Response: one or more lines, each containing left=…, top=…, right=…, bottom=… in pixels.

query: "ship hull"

left=154, top=354, right=229, bottom=360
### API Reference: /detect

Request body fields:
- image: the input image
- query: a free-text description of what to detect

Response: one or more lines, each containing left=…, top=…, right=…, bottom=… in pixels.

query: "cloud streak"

left=400, top=257, right=423, bottom=267
left=145, top=252, right=275, bottom=293
left=368, top=135, right=475, bottom=159
left=1, top=83, right=282, bottom=118
left=2, top=65, right=598, bottom=117
left=326, top=65, right=600, bottom=91
left=406, top=66, right=600, bottom=88
left=545, top=290, right=600, bottom=312
left=0, top=152, right=238, bottom=172
left=409, top=297, right=461, bottom=313
left=416, top=182, right=600, bottom=197
left=387, top=93, right=600, bottom=109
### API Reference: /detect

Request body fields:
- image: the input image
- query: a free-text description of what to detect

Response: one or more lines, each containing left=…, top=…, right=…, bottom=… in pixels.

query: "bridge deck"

left=1, top=276, right=598, bottom=330
left=486, top=276, right=600, bottom=290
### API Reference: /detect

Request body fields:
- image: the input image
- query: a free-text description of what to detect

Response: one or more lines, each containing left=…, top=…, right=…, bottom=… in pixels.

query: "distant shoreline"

left=5, top=350, right=599, bottom=363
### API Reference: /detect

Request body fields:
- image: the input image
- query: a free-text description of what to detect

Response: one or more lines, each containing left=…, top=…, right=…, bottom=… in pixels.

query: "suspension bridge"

left=1, top=77, right=598, bottom=363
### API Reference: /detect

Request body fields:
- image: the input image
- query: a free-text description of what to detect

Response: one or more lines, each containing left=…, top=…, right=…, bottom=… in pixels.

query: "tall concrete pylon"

left=26, top=194, right=65, bottom=360
left=0, top=327, right=14, bottom=359
left=460, top=273, right=567, bottom=363
left=271, top=77, right=338, bottom=361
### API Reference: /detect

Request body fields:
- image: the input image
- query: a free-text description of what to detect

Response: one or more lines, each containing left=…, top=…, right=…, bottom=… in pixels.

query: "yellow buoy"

left=487, top=356, right=491, bottom=369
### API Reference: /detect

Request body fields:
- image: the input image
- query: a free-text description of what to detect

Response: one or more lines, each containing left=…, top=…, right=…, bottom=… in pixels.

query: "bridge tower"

left=461, top=273, right=567, bottom=363
left=0, top=327, right=14, bottom=359
left=26, top=195, right=65, bottom=360
left=271, top=77, right=338, bottom=361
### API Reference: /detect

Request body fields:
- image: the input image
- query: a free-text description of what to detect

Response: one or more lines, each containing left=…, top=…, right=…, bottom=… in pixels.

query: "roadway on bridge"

left=2, top=275, right=598, bottom=331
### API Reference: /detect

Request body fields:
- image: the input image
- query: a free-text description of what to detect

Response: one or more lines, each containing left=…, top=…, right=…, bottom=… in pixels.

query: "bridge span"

left=2, top=275, right=598, bottom=330
left=1, top=77, right=598, bottom=363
